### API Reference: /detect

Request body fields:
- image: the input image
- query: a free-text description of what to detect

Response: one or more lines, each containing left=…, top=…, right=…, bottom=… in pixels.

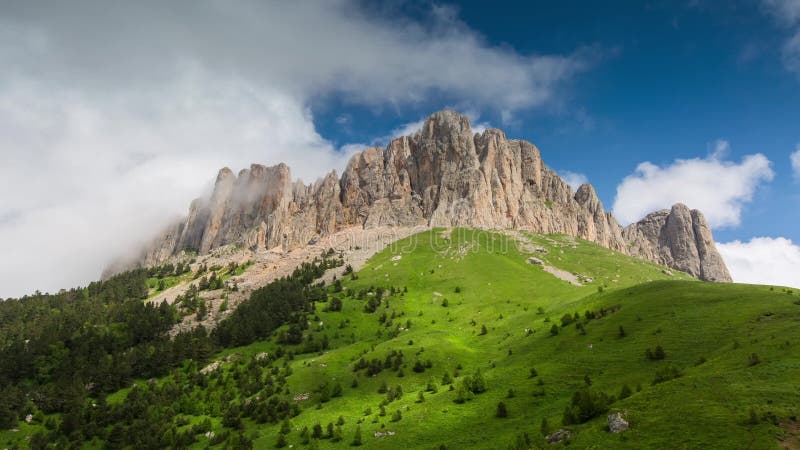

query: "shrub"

left=391, top=410, right=402, bottom=422
left=326, top=297, right=343, bottom=312
left=619, top=384, right=632, bottom=400
left=653, top=365, right=682, bottom=384
left=645, top=345, right=665, bottom=360
left=352, top=425, right=362, bottom=446
left=694, top=356, right=707, bottom=366
left=276, top=433, right=288, bottom=448
left=453, top=382, right=472, bottom=404
left=479, top=325, right=488, bottom=335
left=496, top=402, right=508, bottom=418
left=748, top=353, right=761, bottom=366
left=529, top=367, right=538, bottom=378
left=508, top=433, right=532, bottom=450
left=550, top=324, right=559, bottom=336
left=463, top=369, right=487, bottom=394
left=562, top=389, right=613, bottom=425
left=442, top=372, right=453, bottom=385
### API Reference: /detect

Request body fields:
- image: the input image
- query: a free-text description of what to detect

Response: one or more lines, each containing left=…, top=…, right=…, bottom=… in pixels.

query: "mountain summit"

left=124, top=110, right=731, bottom=282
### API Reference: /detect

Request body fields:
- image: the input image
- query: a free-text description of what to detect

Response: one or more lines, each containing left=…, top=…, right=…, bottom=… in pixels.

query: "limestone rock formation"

left=121, top=110, right=731, bottom=282
left=622, top=204, right=732, bottom=282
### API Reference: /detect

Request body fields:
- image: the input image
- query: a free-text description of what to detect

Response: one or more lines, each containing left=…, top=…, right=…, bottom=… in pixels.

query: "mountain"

left=119, top=110, right=730, bottom=282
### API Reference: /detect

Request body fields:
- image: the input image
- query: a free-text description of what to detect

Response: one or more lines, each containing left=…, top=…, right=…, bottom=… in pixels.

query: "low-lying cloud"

left=0, top=1, right=597, bottom=297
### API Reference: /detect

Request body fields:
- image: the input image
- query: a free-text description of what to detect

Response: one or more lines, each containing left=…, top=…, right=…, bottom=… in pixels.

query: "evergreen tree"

left=496, top=401, right=508, bottom=418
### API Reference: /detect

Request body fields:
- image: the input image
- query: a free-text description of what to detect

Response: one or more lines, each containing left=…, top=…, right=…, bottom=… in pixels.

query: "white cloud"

left=710, top=139, right=731, bottom=160
left=792, top=145, right=800, bottom=177
left=0, top=1, right=594, bottom=297
left=612, top=150, right=774, bottom=227
left=717, top=237, right=800, bottom=289
left=558, top=171, right=589, bottom=192
left=762, top=0, right=800, bottom=74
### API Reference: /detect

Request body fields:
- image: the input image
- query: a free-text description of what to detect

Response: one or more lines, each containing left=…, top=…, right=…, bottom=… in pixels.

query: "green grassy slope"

left=6, top=229, right=796, bottom=449
left=253, top=229, right=798, bottom=449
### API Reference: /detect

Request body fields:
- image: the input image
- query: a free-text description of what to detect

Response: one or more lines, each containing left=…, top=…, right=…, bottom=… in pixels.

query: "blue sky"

left=314, top=1, right=799, bottom=243
left=1, top=0, right=799, bottom=295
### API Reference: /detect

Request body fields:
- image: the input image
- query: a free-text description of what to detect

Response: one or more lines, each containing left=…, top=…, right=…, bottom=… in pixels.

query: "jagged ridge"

left=126, top=110, right=731, bottom=282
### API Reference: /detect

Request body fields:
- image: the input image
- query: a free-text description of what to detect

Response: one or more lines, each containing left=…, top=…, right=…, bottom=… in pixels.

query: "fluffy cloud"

left=558, top=171, right=589, bottom=192
left=0, top=1, right=594, bottom=297
left=717, top=237, right=800, bottom=288
left=791, top=146, right=800, bottom=177
left=612, top=150, right=774, bottom=227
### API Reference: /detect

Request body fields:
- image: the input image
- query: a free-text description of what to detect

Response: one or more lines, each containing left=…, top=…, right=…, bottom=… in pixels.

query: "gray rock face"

left=123, top=110, right=731, bottom=282
left=546, top=429, right=573, bottom=444
left=607, top=411, right=630, bottom=433
left=622, top=204, right=732, bottom=282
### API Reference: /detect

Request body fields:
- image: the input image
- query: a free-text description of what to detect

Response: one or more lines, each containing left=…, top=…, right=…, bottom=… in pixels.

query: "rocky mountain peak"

left=420, top=109, right=473, bottom=138
left=123, top=109, right=732, bottom=282
left=574, top=183, right=602, bottom=211
left=622, top=203, right=732, bottom=282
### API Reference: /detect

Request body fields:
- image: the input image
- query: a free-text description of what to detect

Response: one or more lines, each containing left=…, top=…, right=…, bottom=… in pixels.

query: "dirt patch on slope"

left=151, top=226, right=423, bottom=334
left=506, top=230, right=583, bottom=286
left=779, top=420, right=800, bottom=450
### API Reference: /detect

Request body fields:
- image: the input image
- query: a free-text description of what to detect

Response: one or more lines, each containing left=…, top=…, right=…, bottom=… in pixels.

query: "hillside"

left=2, top=229, right=795, bottom=449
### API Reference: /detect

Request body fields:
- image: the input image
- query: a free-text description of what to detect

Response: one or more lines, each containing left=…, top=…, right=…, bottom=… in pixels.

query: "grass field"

left=4, top=228, right=797, bottom=449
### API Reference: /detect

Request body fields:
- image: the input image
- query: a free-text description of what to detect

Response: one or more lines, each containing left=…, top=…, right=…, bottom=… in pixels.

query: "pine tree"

left=352, top=425, right=363, bottom=446
left=496, top=401, right=508, bottom=418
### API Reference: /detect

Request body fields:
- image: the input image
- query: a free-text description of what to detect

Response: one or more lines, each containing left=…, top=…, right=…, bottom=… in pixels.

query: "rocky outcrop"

left=622, top=204, right=732, bottom=282
left=122, top=110, right=731, bottom=282
left=607, top=412, right=630, bottom=433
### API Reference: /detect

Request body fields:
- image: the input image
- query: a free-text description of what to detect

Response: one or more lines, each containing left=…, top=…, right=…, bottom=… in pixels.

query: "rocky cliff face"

left=622, top=204, right=732, bottom=282
left=128, top=110, right=731, bottom=282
